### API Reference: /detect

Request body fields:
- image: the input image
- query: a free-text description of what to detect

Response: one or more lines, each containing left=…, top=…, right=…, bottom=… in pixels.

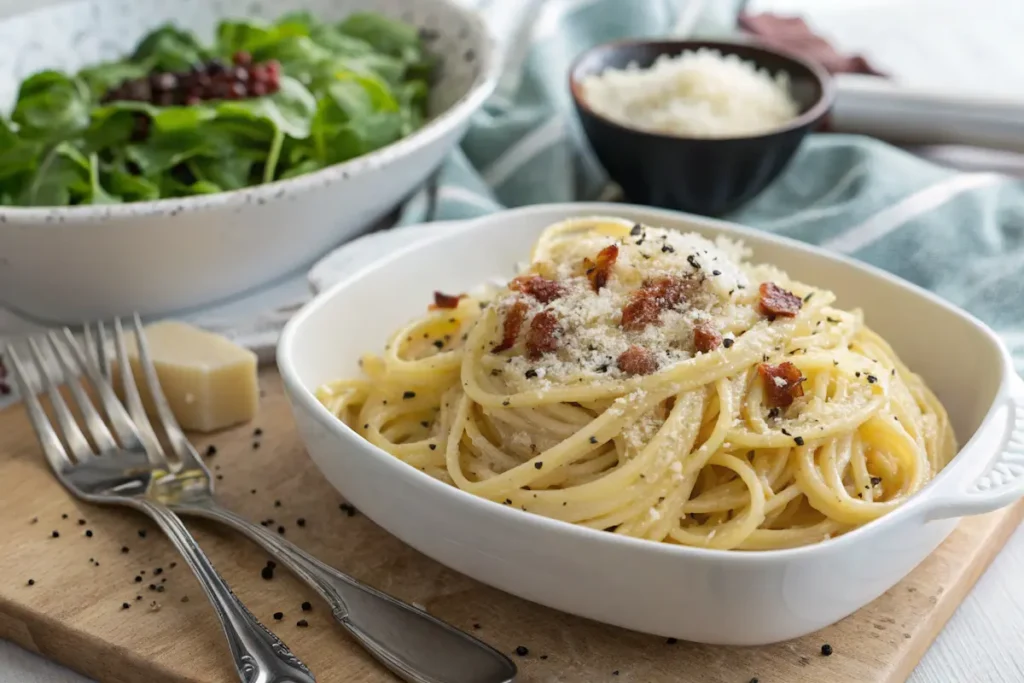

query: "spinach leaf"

left=214, top=75, right=316, bottom=139
left=12, top=71, right=91, bottom=140
left=336, top=13, right=423, bottom=64
left=87, top=152, right=120, bottom=204
left=19, top=142, right=92, bottom=206
left=0, top=118, right=44, bottom=182
left=311, top=75, right=403, bottom=165
left=132, top=25, right=208, bottom=71
left=106, top=167, right=160, bottom=202
left=188, top=155, right=253, bottom=190
left=77, top=60, right=152, bottom=100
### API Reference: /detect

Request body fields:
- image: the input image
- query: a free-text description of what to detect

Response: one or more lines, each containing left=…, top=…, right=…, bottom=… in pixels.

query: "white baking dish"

left=278, top=203, right=1024, bottom=645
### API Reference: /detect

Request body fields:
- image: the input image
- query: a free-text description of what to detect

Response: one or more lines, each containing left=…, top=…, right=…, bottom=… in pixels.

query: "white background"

left=3, top=0, right=1024, bottom=681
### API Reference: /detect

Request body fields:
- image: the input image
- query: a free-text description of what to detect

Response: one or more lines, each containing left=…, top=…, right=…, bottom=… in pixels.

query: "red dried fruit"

left=493, top=300, right=528, bottom=353
left=758, top=362, right=806, bottom=407
left=525, top=310, right=560, bottom=360
left=509, top=275, right=564, bottom=304
left=583, top=244, right=619, bottom=291
left=430, top=291, right=465, bottom=310
left=759, top=282, right=802, bottom=318
left=693, top=322, right=722, bottom=353
left=617, top=346, right=658, bottom=376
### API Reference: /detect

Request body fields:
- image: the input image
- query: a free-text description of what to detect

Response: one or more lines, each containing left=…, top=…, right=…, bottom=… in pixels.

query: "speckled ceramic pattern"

left=0, top=0, right=497, bottom=322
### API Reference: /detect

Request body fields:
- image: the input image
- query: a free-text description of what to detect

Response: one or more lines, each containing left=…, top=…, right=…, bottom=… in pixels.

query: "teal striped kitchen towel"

left=399, top=0, right=1024, bottom=371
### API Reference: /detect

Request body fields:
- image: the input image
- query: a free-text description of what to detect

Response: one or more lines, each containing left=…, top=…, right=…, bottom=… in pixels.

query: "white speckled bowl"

left=0, top=0, right=497, bottom=323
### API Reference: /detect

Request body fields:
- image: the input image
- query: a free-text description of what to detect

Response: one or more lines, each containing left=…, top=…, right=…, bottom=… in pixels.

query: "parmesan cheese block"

left=121, top=321, right=259, bottom=433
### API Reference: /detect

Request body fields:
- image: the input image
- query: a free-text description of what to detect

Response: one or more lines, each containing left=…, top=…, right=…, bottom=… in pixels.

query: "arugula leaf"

left=106, top=167, right=160, bottom=202
left=0, top=118, right=44, bottom=182
left=87, top=152, right=120, bottom=204
left=132, top=25, right=208, bottom=71
left=12, top=71, right=91, bottom=140
left=188, top=155, right=254, bottom=190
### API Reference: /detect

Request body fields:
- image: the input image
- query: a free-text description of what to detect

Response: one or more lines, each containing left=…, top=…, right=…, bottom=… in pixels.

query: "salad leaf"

left=87, top=152, right=120, bottom=204
left=132, top=25, right=208, bottom=71
left=19, top=142, right=92, bottom=206
left=214, top=75, right=316, bottom=139
left=336, top=13, right=423, bottom=63
left=12, top=71, right=91, bottom=139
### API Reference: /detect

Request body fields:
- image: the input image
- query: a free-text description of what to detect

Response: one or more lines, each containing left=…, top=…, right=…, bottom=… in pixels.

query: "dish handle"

left=925, top=376, right=1024, bottom=521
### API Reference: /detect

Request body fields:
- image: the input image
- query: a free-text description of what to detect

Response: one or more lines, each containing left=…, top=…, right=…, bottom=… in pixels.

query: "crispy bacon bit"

left=617, top=345, right=658, bottom=375
left=493, top=300, right=527, bottom=353
left=758, top=362, right=805, bottom=407
left=621, top=276, right=701, bottom=331
left=509, top=275, right=565, bottom=304
left=759, top=282, right=802, bottom=318
left=693, top=322, right=722, bottom=353
left=526, top=310, right=560, bottom=360
left=430, top=291, right=465, bottom=310
left=583, top=244, right=619, bottom=291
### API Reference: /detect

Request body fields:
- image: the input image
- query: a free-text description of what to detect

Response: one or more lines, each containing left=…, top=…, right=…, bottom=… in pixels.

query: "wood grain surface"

left=1, top=368, right=1022, bottom=683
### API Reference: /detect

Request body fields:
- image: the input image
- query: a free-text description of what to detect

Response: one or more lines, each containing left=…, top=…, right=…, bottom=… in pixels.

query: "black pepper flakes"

left=135, top=576, right=143, bottom=583
left=62, top=513, right=68, bottom=519
left=51, top=530, right=59, bottom=538
left=630, top=224, right=642, bottom=236
left=261, top=565, right=274, bottom=580
left=662, top=244, right=675, bottom=253
left=613, top=671, right=619, bottom=676
left=252, top=442, right=260, bottom=450
left=156, top=585, right=165, bottom=593
left=429, top=444, right=437, bottom=451
left=85, top=529, right=93, bottom=537
left=723, top=338, right=734, bottom=348
left=767, top=407, right=780, bottom=420
left=277, top=526, right=285, bottom=535
left=871, top=476, right=882, bottom=486
left=666, top=637, right=678, bottom=644
left=540, top=655, right=549, bottom=660
left=781, top=428, right=791, bottom=436
left=340, top=503, right=357, bottom=517
left=794, top=436, right=805, bottom=446
left=589, top=436, right=598, bottom=444
left=866, top=374, right=878, bottom=384
left=205, top=444, right=217, bottom=457
left=301, top=601, right=312, bottom=612
left=687, top=254, right=700, bottom=269
left=712, top=269, right=721, bottom=276
left=821, top=643, right=833, bottom=656
left=534, top=462, right=543, bottom=470
left=274, top=500, right=282, bottom=507
left=122, top=602, right=130, bottom=610
left=121, top=546, right=129, bottom=554
left=251, top=489, right=257, bottom=494
left=26, top=579, right=34, bottom=586
left=433, top=340, right=444, bottom=349
left=403, top=391, right=416, bottom=399
left=472, top=623, right=481, bottom=629
left=138, top=529, right=147, bottom=538
left=524, top=369, right=537, bottom=379
left=296, top=619, right=309, bottom=628
left=253, top=428, right=263, bottom=437
left=515, top=646, right=529, bottom=656
left=154, top=567, right=163, bottom=575
left=273, top=612, right=284, bottom=620
left=297, top=518, right=306, bottom=527
left=169, top=562, right=176, bottom=569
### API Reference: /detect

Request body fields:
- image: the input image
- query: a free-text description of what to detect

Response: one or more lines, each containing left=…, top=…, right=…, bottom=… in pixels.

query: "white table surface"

left=3, top=0, right=1024, bottom=681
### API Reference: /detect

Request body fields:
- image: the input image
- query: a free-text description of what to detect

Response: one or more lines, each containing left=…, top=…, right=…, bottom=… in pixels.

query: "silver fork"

left=5, top=328, right=315, bottom=683
left=88, top=316, right=517, bottom=683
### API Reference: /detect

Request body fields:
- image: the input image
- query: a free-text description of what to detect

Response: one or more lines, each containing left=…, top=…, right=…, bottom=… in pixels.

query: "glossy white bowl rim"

left=0, top=0, right=499, bottom=222
left=278, top=202, right=1017, bottom=564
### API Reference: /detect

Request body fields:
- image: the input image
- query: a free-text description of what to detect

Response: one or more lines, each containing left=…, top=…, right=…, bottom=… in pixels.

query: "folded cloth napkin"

left=399, top=0, right=1024, bottom=374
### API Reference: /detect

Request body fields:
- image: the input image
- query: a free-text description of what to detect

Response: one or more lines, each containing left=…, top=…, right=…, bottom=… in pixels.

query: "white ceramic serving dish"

left=0, top=0, right=498, bottom=323
left=278, top=203, right=1024, bottom=645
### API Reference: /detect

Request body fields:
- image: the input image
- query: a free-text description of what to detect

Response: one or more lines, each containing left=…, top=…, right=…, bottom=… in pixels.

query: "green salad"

left=0, top=11, right=433, bottom=207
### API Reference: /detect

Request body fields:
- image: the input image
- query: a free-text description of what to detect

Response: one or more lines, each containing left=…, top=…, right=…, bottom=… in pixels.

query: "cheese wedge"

left=120, top=321, right=259, bottom=433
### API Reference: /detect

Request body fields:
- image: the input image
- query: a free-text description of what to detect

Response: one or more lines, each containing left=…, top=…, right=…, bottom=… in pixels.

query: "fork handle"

left=137, top=501, right=316, bottom=683
left=175, top=502, right=516, bottom=683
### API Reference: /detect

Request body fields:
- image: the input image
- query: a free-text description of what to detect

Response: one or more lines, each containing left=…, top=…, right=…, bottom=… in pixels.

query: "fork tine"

left=6, top=343, right=74, bottom=473
left=42, top=332, right=120, bottom=456
left=110, top=317, right=166, bottom=464
left=91, top=322, right=112, bottom=379
left=56, top=327, right=147, bottom=456
left=129, top=313, right=194, bottom=461
left=26, top=337, right=96, bottom=461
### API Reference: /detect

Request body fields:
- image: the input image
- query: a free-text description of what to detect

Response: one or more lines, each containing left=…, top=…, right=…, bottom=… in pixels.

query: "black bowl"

left=569, top=39, right=834, bottom=216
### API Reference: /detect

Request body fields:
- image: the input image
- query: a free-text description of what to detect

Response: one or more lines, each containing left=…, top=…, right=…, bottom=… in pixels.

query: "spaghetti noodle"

left=317, top=217, right=956, bottom=550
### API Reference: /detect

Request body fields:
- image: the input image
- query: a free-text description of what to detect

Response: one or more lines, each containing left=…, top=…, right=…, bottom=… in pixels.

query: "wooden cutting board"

left=1, top=368, right=1022, bottom=683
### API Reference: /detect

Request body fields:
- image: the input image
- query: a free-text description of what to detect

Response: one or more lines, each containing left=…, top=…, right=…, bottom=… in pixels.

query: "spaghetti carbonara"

left=318, top=217, right=956, bottom=550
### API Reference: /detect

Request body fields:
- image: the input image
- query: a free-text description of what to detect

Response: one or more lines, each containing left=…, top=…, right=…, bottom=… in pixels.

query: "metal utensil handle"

left=139, top=501, right=316, bottom=683
left=178, top=501, right=516, bottom=683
